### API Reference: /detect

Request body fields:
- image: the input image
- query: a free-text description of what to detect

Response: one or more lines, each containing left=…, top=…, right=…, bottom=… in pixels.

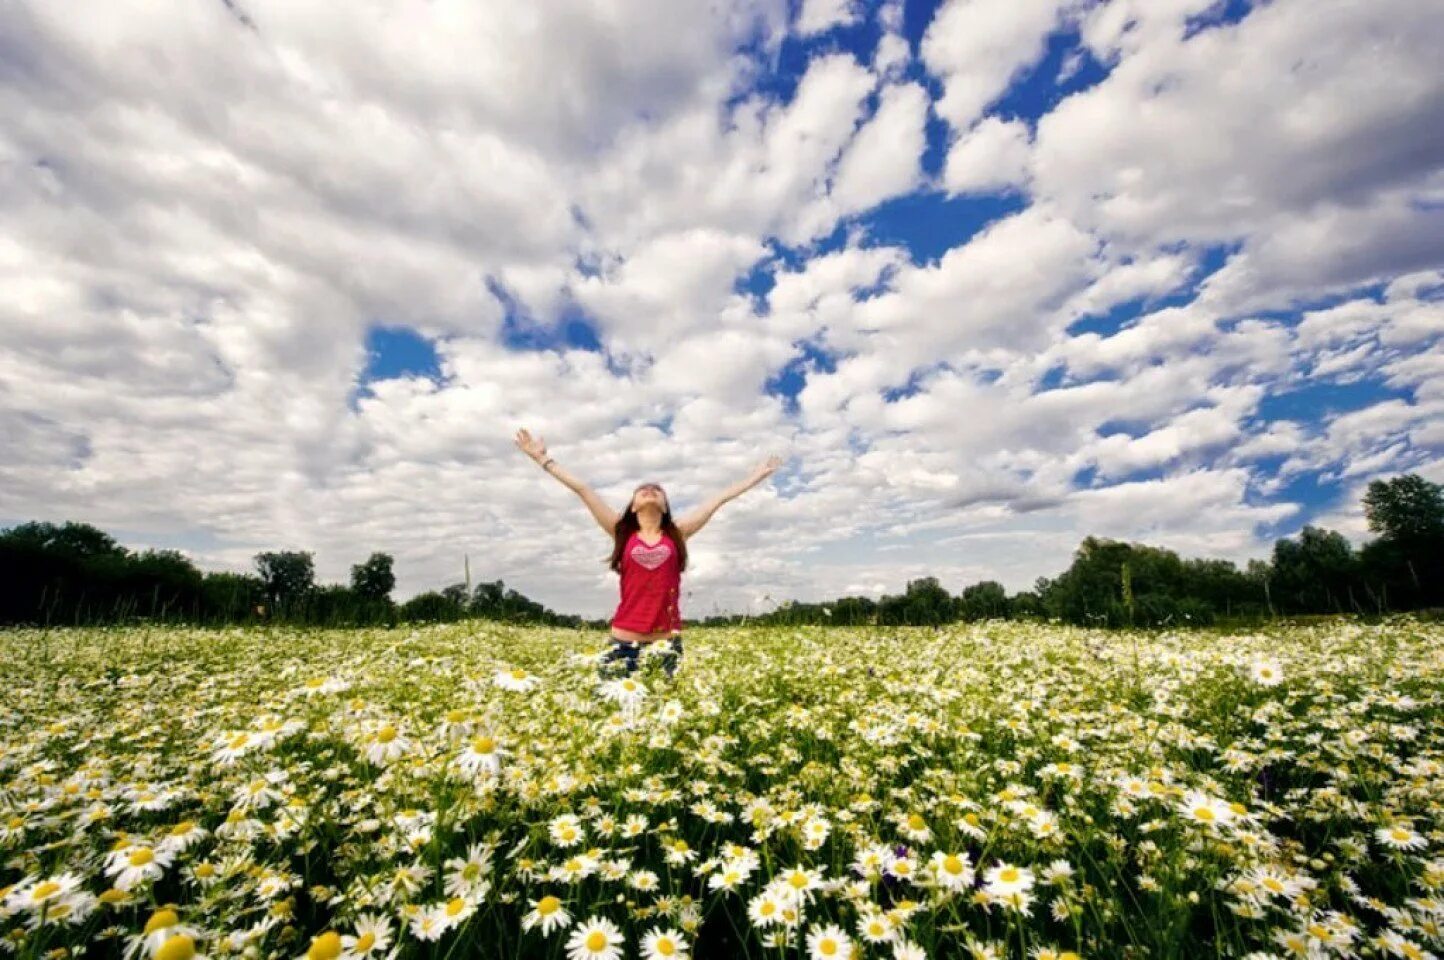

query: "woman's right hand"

left=515, top=427, right=547, bottom=463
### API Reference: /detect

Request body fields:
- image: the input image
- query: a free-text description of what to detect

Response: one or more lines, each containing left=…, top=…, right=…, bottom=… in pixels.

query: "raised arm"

left=514, top=428, right=619, bottom=537
left=677, top=453, right=782, bottom=541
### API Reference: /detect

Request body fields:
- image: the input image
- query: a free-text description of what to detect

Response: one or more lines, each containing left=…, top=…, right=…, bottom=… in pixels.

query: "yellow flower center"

left=31, top=881, right=60, bottom=900
left=307, top=931, right=343, bottom=960
left=376, top=726, right=397, bottom=744
left=998, top=867, right=1018, bottom=883
left=538, top=896, right=560, bottom=915
left=446, top=897, right=466, bottom=917
left=943, top=855, right=964, bottom=874
left=155, top=934, right=196, bottom=960
left=907, top=814, right=926, bottom=831
left=128, top=848, right=155, bottom=866
left=760, top=901, right=776, bottom=916
left=820, top=939, right=839, bottom=956
left=228, top=733, right=249, bottom=750
left=657, top=938, right=677, bottom=956
left=510, top=669, right=528, bottom=680
left=354, top=932, right=376, bottom=952
left=145, top=908, right=181, bottom=934
left=170, top=821, right=195, bottom=836
left=306, top=678, right=326, bottom=688
left=446, top=709, right=467, bottom=722
left=196, top=863, right=215, bottom=878
left=586, top=931, right=607, bottom=950
left=789, top=872, right=807, bottom=888
left=1194, top=807, right=1215, bottom=822
left=99, top=888, right=128, bottom=904
left=472, top=736, right=495, bottom=754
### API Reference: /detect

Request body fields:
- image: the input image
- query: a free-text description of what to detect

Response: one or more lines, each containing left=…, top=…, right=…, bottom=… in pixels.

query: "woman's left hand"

left=748, top=453, right=783, bottom=485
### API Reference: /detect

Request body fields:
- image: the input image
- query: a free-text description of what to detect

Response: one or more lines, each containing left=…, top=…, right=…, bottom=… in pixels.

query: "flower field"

left=2, top=619, right=1442, bottom=960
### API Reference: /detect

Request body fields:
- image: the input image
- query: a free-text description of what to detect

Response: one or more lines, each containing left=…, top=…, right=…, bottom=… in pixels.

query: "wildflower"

left=455, top=735, right=508, bottom=780
left=542, top=812, right=584, bottom=847
left=363, top=724, right=411, bottom=766
left=640, top=927, right=690, bottom=960
left=1248, top=658, right=1284, bottom=686
left=340, top=913, right=393, bottom=957
left=1178, top=790, right=1237, bottom=831
left=495, top=668, right=540, bottom=692
left=806, top=922, right=853, bottom=959
left=1375, top=822, right=1428, bottom=852
left=565, top=915, right=624, bottom=960
left=929, top=850, right=974, bottom=891
left=981, top=861, right=1034, bottom=899
left=523, top=895, right=573, bottom=936
left=104, top=844, right=175, bottom=891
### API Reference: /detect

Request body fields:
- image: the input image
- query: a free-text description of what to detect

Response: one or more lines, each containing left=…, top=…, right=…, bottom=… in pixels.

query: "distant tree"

left=350, top=552, right=396, bottom=601
left=254, top=550, right=316, bottom=615
left=958, top=581, right=1009, bottom=621
left=1364, top=473, right=1444, bottom=542
left=1, top=520, right=128, bottom=559
left=1269, top=526, right=1360, bottom=614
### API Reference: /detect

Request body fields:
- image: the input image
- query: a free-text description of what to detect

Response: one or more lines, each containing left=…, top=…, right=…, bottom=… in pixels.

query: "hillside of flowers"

left=2, top=619, right=1442, bottom=960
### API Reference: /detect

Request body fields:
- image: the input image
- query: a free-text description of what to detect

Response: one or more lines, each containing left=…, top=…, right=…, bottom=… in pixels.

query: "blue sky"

left=2, top=0, right=1441, bottom=614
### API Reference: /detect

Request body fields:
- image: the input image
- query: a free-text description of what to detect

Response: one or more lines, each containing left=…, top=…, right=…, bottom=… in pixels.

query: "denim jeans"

left=600, top=634, right=683, bottom=678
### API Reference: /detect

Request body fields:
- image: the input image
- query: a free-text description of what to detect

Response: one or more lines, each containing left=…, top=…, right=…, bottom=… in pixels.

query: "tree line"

left=1, top=472, right=1439, bottom=629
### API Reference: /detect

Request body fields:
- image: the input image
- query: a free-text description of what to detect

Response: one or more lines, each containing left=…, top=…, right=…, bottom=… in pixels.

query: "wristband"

left=541, top=457, right=555, bottom=470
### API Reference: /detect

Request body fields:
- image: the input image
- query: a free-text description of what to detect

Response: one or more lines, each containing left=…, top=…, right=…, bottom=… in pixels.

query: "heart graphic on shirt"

left=631, top=543, right=670, bottom=570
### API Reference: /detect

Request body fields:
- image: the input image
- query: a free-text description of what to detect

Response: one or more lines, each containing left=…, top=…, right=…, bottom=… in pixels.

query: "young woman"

left=514, top=427, right=781, bottom=677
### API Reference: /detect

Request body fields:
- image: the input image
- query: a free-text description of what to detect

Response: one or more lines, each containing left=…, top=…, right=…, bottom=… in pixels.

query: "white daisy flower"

left=565, top=915, right=624, bottom=960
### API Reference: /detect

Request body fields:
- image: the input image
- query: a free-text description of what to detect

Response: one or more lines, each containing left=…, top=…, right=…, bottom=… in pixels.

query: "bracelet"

left=540, top=457, right=555, bottom=470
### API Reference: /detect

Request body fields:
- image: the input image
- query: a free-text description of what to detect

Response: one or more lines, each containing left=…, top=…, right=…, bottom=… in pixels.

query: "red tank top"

left=610, top=530, right=682, bottom=633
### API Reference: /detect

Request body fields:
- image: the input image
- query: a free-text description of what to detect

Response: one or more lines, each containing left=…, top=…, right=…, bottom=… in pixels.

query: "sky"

left=1, top=0, right=1442, bottom=619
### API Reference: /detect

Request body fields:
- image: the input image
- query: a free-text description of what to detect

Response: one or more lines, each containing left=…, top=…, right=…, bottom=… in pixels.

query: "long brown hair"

left=608, top=482, right=688, bottom=574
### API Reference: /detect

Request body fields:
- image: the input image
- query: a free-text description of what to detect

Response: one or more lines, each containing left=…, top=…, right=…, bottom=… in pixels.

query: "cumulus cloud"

left=2, top=0, right=1442, bottom=616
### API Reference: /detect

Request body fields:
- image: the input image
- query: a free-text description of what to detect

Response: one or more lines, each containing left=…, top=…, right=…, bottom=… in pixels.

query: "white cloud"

left=795, top=0, right=862, bottom=36
left=921, top=0, right=1076, bottom=130
left=942, top=116, right=1033, bottom=196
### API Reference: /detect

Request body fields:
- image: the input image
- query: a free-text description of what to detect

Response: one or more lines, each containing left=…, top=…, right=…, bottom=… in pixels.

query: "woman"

left=514, top=427, right=781, bottom=677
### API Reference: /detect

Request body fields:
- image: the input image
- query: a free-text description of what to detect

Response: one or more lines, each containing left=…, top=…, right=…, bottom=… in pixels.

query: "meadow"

left=1, top=619, right=1441, bottom=960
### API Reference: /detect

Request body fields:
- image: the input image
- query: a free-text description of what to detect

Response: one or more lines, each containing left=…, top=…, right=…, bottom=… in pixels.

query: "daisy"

left=150, top=933, right=207, bottom=960
left=1248, top=658, right=1284, bottom=686
left=105, top=843, right=175, bottom=891
left=897, top=813, right=933, bottom=844
left=212, top=730, right=259, bottom=765
left=454, top=735, right=508, bottom=780
left=981, top=861, right=1034, bottom=899
left=125, top=908, right=204, bottom=960
left=494, top=667, right=539, bottom=692
left=856, top=909, right=896, bottom=944
left=883, top=849, right=918, bottom=884
left=1375, top=822, right=1428, bottom=852
left=340, top=913, right=394, bottom=958
left=630, top=870, right=660, bottom=892
left=566, top=915, right=625, bottom=960
left=550, top=814, right=586, bottom=848
left=443, top=843, right=495, bottom=898
left=300, top=931, right=343, bottom=960
left=806, top=922, right=853, bottom=959
left=435, top=895, right=477, bottom=931
left=407, top=907, right=447, bottom=943
left=640, top=927, right=690, bottom=960
left=928, top=851, right=974, bottom=891
left=522, top=895, right=573, bottom=936
left=159, top=820, right=209, bottom=856
left=363, top=724, right=411, bottom=766
left=707, top=865, right=748, bottom=894
left=600, top=676, right=648, bottom=708
left=1177, top=790, right=1236, bottom=831
left=4, top=873, right=83, bottom=915
left=748, top=891, right=784, bottom=928
left=800, top=816, right=831, bottom=850
left=775, top=864, right=825, bottom=905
